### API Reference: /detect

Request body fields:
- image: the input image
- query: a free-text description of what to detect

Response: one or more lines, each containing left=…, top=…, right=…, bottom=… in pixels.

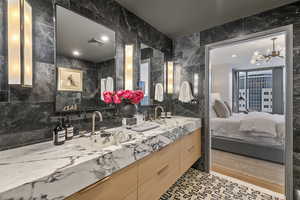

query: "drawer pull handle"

left=79, top=176, right=111, bottom=194
left=187, top=145, right=195, bottom=152
left=157, top=164, right=169, bottom=175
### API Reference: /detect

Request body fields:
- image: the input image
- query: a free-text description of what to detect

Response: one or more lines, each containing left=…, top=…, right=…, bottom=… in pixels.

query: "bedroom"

left=209, top=32, right=286, bottom=194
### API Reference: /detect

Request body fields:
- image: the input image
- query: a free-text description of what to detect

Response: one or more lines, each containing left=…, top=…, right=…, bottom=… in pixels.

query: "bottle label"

left=57, top=130, right=66, bottom=142
left=66, top=127, right=74, bottom=138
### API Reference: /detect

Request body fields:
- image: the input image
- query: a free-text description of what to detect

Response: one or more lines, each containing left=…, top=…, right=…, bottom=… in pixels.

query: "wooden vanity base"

left=66, top=129, right=201, bottom=200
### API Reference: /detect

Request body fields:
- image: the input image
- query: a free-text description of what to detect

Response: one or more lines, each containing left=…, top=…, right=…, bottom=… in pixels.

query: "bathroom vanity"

left=67, top=129, right=201, bottom=200
left=0, top=117, right=201, bottom=200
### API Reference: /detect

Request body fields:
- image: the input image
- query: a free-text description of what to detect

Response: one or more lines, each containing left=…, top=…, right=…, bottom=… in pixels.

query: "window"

left=237, top=70, right=273, bottom=113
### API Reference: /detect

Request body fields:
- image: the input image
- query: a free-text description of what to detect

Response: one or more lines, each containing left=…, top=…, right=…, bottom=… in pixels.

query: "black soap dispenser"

left=64, top=117, right=74, bottom=140
left=53, top=119, right=66, bottom=145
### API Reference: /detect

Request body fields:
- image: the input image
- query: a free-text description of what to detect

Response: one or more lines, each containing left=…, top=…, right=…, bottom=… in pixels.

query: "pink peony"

left=113, top=95, right=122, bottom=104
left=116, top=90, right=125, bottom=97
left=103, top=91, right=113, bottom=104
left=102, top=90, right=144, bottom=104
left=122, top=90, right=134, bottom=99
left=131, top=90, right=144, bottom=104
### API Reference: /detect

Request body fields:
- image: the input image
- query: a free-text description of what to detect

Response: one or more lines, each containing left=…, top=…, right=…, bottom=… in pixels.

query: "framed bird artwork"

left=57, top=67, right=83, bottom=92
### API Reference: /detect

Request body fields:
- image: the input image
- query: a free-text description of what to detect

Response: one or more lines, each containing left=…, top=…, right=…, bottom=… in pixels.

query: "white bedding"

left=211, top=112, right=285, bottom=146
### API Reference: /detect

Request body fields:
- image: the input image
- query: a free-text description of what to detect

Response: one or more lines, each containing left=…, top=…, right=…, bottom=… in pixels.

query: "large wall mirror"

left=55, top=5, right=116, bottom=112
left=139, top=43, right=165, bottom=106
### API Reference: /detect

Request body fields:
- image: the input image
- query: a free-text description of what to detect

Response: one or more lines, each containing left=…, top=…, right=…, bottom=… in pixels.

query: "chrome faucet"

left=92, top=111, right=103, bottom=135
left=154, top=106, right=165, bottom=120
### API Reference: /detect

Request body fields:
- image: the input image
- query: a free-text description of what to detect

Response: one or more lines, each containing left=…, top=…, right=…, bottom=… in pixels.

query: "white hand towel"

left=154, top=83, right=164, bottom=102
left=106, top=77, right=114, bottom=92
left=100, top=78, right=107, bottom=100
left=178, top=81, right=194, bottom=103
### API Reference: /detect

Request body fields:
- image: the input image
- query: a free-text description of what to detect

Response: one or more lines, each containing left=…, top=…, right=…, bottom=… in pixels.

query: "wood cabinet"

left=138, top=142, right=181, bottom=200
left=66, top=129, right=201, bottom=200
left=67, top=164, right=138, bottom=200
left=180, top=129, right=202, bottom=173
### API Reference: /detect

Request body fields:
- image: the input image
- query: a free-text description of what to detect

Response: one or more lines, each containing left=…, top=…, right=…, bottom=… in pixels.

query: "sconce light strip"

left=125, top=44, right=134, bottom=90
left=167, top=61, right=174, bottom=94
left=164, top=62, right=167, bottom=92
left=23, top=0, right=32, bottom=86
left=7, top=0, right=32, bottom=87
left=8, top=0, right=21, bottom=85
left=194, top=73, right=199, bottom=96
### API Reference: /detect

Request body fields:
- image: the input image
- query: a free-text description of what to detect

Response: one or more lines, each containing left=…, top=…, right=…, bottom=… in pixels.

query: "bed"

left=211, top=112, right=285, bottom=164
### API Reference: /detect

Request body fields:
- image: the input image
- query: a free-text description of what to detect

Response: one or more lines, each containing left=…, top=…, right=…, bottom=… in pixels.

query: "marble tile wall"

left=0, top=0, right=172, bottom=150
left=172, top=1, right=300, bottom=196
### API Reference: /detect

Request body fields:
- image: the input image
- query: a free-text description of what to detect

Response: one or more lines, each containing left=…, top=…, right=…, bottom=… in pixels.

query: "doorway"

left=205, top=25, right=293, bottom=200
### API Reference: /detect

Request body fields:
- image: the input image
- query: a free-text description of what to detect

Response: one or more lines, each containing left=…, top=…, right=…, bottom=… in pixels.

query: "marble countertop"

left=0, top=116, right=201, bottom=200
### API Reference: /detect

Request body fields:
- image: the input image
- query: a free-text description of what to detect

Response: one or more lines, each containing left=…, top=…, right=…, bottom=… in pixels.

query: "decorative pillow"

left=224, top=101, right=232, bottom=116
left=213, top=100, right=230, bottom=118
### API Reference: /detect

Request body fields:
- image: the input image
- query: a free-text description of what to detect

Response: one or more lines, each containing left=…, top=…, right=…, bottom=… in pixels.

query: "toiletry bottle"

left=53, top=119, right=66, bottom=145
left=64, top=117, right=74, bottom=140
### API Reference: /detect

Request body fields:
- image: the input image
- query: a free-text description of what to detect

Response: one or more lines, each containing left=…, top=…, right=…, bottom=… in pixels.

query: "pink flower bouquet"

left=103, top=90, right=144, bottom=105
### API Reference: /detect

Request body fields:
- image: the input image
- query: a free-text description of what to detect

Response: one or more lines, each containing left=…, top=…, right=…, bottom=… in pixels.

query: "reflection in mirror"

left=139, top=43, right=165, bottom=106
left=55, top=5, right=115, bottom=112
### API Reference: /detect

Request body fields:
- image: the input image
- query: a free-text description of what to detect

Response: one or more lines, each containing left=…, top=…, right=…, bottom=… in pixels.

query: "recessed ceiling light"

left=254, top=51, right=259, bottom=56
left=73, top=50, right=80, bottom=56
left=232, top=54, right=237, bottom=58
left=101, top=35, right=109, bottom=42
left=251, top=59, right=256, bottom=64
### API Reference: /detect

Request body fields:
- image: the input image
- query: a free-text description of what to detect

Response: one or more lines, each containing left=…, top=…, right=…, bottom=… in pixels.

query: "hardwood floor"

left=211, top=149, right=285, bottom=194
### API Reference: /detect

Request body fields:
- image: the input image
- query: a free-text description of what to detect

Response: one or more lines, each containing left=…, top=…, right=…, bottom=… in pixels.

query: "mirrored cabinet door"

left=139, top=43, right=165, bottom=106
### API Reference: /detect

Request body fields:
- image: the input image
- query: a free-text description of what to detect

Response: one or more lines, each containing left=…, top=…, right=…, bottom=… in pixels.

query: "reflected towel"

left=154, top=83, right=164, bottom=102
left=179, top=81, right=194, bottom=103
left=100, top=78, right=106, bottom=100
left=106, top=77, right=114, bottom=92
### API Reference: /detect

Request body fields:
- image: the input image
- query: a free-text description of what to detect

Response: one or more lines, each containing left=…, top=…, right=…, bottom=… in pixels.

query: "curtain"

left=272, top=67, right=284, bottom=114
left=232, top=69, right=239, bottom=113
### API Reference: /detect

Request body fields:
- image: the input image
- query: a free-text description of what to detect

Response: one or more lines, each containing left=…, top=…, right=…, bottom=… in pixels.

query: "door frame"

left=204, top=25, right=293, bottom=200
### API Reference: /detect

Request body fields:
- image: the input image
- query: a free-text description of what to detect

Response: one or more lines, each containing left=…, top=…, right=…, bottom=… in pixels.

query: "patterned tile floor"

left=160, top=168, right=285, bottom=200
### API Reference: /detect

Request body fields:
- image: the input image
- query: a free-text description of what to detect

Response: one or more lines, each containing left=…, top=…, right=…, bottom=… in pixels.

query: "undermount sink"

left=131, top=122, right=160, bottom=132
left=80, top=130, right=138, bottom=149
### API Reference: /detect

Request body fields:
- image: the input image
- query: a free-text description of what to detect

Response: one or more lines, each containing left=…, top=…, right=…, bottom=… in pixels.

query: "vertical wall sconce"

left=164, top=62, right=167, bottom=93
left=23, top=0, right=33, bottom=86
left=125, top=44, right=134, bottom=90
left=167, top=61, right=174, bottom=94
left=7, top=0, right=32, bottom=87
left=194, top=73, right=199, bottom=96
left=8, top=0, right=21, bottom=85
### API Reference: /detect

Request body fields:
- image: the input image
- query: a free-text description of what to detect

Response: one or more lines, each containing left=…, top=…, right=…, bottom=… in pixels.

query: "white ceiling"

left=116, top=0, right=298, bottom=38
left=210, top=33, right=286, bottom=70
left=56, top=6, right=115, bottom=63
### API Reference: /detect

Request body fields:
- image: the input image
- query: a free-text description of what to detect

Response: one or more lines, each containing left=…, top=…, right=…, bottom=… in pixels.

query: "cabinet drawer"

left=138, top=141, right=180, bottom=185
left=67, top=164, right=137, bottom=200
left=180, top=129, right=201, bottom=173
left=138, top=153, right=180, bottom=200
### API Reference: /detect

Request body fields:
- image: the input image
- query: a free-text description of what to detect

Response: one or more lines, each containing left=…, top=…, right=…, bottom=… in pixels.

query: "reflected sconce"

left=167, top=61, right=174, bottom=94
left=164, top=62, right=167, bottom=93
left=194, top=73, right=199, bottom=96
left=125, top=44, right=133, bottom=90
left=7, top=0, right=32, bottom=87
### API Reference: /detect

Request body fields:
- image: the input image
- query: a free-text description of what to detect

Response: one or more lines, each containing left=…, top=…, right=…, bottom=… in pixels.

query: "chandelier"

left=251, top=38, right=284, bottom=64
